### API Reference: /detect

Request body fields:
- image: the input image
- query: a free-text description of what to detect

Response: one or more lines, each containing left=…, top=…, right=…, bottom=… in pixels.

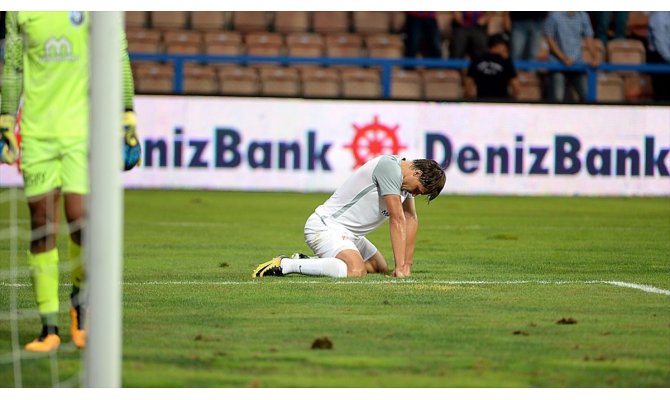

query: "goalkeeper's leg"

left=24, top=191, right=62, bottom=352
left=64, top=193, right=86, bottom=349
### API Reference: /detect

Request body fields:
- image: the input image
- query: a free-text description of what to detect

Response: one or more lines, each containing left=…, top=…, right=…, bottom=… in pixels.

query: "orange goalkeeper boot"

left=70, top=305, right=86, bottom=349
left=25, top=326, right=61, bottom=352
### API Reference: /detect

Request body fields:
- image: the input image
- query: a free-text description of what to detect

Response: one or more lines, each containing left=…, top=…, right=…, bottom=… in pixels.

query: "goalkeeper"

left=0, top=12, right=140, bottom=352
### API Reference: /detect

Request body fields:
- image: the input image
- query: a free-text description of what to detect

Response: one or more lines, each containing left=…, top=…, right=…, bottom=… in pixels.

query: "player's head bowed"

left=412, top=159, right=446, bottom=202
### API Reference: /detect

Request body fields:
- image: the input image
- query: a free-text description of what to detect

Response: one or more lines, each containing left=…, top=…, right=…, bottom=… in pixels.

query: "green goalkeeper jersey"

left=1, top=11, right=135, bottom=139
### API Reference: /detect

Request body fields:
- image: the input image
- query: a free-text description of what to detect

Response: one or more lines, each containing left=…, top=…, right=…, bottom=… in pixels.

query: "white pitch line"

left=602, top=281, right=670, bottom=296
left=2, top=279, right=669, bottom=296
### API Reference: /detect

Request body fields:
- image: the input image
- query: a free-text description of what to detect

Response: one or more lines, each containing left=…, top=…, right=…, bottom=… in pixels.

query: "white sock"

left=280, top=257, right=348, bottom=278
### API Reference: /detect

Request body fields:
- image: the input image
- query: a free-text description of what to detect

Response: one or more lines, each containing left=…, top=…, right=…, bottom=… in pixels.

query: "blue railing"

left=132, top=52, right=670, bottom=102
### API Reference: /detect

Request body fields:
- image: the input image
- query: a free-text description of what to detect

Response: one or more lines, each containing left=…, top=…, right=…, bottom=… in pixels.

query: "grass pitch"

left=1, top=189, right=669, bottom=387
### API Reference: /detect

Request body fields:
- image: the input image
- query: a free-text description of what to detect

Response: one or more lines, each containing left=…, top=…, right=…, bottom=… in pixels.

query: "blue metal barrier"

left=130, top=52, right=670, bottom=102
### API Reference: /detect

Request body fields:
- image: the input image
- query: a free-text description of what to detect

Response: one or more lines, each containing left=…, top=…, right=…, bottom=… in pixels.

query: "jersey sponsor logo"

left=70, top=12, right=84, bottom=26
left=42, top=36, right=78, bottom=62
left=345, top=115, right=407, bottom=169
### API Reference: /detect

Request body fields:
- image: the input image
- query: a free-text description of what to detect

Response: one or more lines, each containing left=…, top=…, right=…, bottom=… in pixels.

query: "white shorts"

left=304, top=213, right=378, bottom=261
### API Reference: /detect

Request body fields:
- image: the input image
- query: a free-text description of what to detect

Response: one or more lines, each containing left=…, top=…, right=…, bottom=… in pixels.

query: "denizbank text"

left=140, top=128, right=668, bottom=178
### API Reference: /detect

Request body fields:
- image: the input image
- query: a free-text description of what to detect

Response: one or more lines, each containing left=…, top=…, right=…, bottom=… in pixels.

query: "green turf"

left=1, top=189, right=669, bottom=387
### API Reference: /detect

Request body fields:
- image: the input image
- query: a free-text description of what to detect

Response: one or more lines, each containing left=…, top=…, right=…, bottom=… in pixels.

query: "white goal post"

left=85, top=11, right=123, bottom=388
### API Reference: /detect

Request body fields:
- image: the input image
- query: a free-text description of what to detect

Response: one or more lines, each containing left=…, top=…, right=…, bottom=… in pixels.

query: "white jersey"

left=314, top=155, right=411, bottom=237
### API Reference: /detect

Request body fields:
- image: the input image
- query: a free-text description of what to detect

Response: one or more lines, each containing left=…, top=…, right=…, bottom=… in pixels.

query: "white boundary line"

left=2, top=279, right=669, bottom=296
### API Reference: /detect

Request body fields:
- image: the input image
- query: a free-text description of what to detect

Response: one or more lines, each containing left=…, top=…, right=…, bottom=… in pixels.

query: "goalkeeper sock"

left=68, top=238, right=84, bottom=306
left=280, top=257, right=348, bottom=278
left=27, top=248, right=60, bottom=327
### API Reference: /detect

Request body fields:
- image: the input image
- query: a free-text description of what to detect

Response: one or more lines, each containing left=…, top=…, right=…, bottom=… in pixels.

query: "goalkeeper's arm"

left=121, top=30, right=141, bottom=171
left=1, top=12, right=23, bottom=164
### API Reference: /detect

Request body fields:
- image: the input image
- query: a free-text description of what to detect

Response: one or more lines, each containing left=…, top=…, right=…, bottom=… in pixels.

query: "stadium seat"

left=125, top=11, right=148, bottom=29
left=596, top=72, right=625, bottom=102
left=126, top=28, right=163, bottom=54
left=313, top=11, right=350, bottom=33
left=607, top=39, right=646, bottom=64
left=622, top=72, right=654, bottom=101
left=515, top=71, right=543, bottom=101
left=365, top=34, right=404, bottom=59
left=218, top=65, right=260, bottom=96
left=163, top=30, right=203, bottom=55
left=352, top=11, right=391, bottom=34
left=191, top=11, right=229, bottom=31
left=245, top=32, right=284, bottom=57
left=286, top=33, right=324, bottom=58
left=232, top=11, right=271, bottom=33
left=151, top=11, right=189, bottom=30
left=301, top=68, right=341, bottom=98
left=245, top=32, right=284, bottom=68
left=126, top=28, right=161, bottom=42
left=391, top=69, right=422, bottom=100
left=582, top=38, right=606, bottom=65
left=134, top=62, right=174, bottom=94
left=274, top=11, right=311, bottom=33
left=183, top=64, right=218, bottom=94
left=421, top=69, right=462, bottom=100
left=341, top=67, right=380, bottom=98
left=260, top=67, right=301, bottom=97
left=325, top=33, right=364, bottom=58
left=203, top=31, right=244, bottom=56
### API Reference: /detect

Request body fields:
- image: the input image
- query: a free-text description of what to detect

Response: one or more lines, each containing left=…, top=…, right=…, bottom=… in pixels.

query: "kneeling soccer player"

left=253, top=155, right=445, bottom=279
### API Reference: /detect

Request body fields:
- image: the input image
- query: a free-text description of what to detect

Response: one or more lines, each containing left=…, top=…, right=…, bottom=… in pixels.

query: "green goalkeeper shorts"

left=20, top=136, right=88, bottom=198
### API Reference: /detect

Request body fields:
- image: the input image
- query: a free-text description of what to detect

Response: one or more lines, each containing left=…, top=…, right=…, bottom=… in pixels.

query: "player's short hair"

left=412, top=159, right=446, bottom=202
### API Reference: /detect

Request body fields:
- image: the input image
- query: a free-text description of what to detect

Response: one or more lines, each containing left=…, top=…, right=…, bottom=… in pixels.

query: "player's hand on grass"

left=0, top=114, right=19, bottom=164
left=392, top=266, right=411, bottom=278
left=122, top=110, right=141, bottom=171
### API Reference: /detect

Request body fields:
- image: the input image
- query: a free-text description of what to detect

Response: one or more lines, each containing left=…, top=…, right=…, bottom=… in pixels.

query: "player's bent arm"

left=121, top=30, right=135, bottom=111
left=384, top=194, right=408, bottom=277
left=544, top=35, right=571, bottom=65
left=1, top=12, right=24, bottom=116
left=0, top=12, right=23, bottom=164
left=402, top=196, right=418, bottom=273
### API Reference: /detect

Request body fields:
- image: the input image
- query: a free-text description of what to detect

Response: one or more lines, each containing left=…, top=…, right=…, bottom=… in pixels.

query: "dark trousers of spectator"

left=511, top=19, right=544, bottom=60
left=594, top=11, right=629, bottom=44
left=549, top=71, right=588, bottom=102
left=449, top=25, right=488, bottom=59
left=404, top=14, right=443, bottom=59
left=648, top=51, right=670, bottom=102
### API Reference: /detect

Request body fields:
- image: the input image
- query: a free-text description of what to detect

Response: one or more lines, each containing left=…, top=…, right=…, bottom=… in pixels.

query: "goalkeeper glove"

left=0, top=114, right=19, bottom=164
left=122, top=110, right=141, bottom=171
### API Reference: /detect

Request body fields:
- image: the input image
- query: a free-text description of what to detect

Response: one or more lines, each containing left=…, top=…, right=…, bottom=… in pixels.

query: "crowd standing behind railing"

left=1, top=11, right=669, bottom=103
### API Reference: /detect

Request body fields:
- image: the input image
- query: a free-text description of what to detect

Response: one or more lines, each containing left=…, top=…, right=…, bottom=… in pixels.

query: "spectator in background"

left=464, top=33, right=520, bottom=100
left=543, top=11, right=599, bottom=102
left=593, top=12, right=629, bottom=45
left=647, top=11, right=670, bottom=101
left=510, top=12, right=547, bottom=61
left=403, top=12, right=443, bottom=64
left=450, top=11, right=490, bottom=59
